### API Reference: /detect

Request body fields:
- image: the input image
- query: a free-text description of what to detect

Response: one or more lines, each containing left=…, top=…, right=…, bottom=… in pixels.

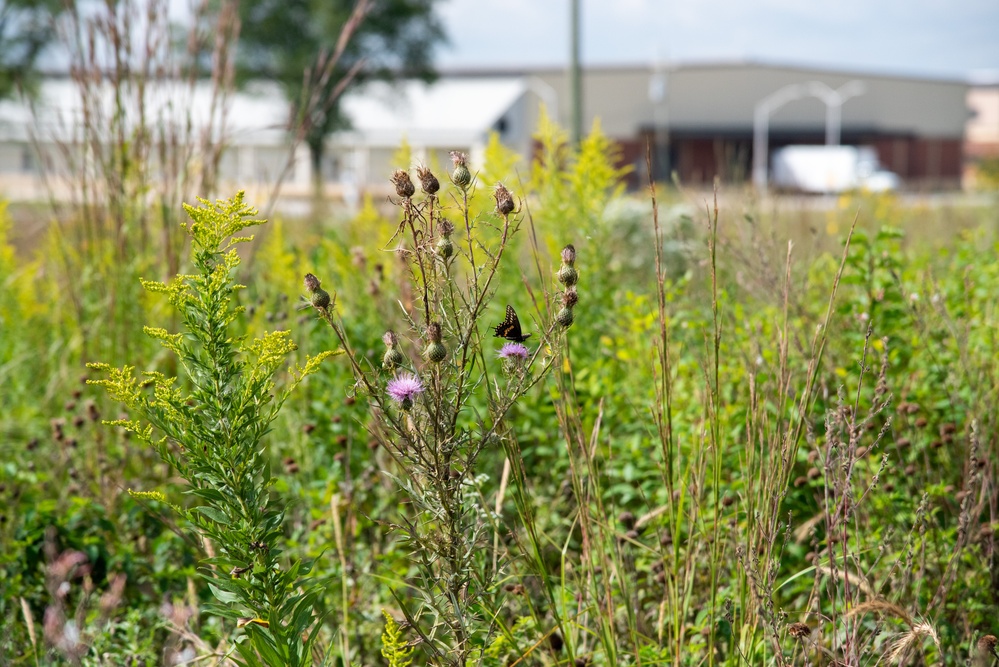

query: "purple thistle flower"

left=386, top=373, right=424, bottom=410
left=498, top=342, right=530, bottom=361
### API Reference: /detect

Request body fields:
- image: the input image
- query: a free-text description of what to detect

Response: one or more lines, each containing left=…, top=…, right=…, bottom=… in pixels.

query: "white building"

left=0, top=76, right=533, bottom=203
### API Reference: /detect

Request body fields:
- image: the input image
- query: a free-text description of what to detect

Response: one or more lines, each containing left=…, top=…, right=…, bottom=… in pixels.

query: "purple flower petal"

left=387, top=373, right=424, bottom=403
left=498, top=342, right=530, bottom=360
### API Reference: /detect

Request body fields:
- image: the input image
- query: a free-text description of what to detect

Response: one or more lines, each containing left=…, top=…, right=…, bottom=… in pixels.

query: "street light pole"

left=752, top=84, right=807, bottom=192
left=807, top=80, right=866, bottom=145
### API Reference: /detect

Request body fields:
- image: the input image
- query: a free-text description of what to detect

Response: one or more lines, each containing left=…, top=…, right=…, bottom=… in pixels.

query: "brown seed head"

left=382, top=330, right=399, bottom=348
left=439, top=218, right=455, bottom=237
left=427, top=322, right=443, bottom=343
left=494, top=182, right=515, bottom=216
left=304, top=273, right=321, bottom=293
left=390, top=169, right=415, bottom=198
left=978, top=635, right=998, bottom=656
left=416, top=165, right=440, bottom=195
left=788, top=622, right=811, bottom=639
left=563, top=288, right=579, bottom=308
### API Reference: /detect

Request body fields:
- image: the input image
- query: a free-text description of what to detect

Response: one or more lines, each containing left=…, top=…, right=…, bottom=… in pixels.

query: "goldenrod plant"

left=89, top=192, right=339, bottom=666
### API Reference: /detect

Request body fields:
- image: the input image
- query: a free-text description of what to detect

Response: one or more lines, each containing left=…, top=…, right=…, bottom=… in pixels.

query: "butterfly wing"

left=494, top=305, right=530, bottom=342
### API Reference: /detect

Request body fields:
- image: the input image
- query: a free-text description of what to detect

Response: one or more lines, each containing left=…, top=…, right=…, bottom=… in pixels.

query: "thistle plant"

left=88, top=193, right=338, bottom=667
left=307, top=165, right=574, bottom=665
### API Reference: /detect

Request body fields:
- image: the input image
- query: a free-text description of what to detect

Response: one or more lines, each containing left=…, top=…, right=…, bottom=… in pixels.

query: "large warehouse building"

left=0, top=61, right=974, bottom=200
left=507, top=61, right=970, bottom=189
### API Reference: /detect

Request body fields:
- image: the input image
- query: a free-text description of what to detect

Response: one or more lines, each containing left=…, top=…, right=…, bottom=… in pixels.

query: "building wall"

left=966, top=86, right=999, bottom=159
left=522, top=62, right=969, bottom=187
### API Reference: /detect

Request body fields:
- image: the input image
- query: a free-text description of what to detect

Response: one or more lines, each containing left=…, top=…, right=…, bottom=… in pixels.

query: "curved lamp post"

left=752, top=80, right=866, bottom=192
left=752, top=84, right=808, bottom=191
left=807, top=80, right=866, bottom=146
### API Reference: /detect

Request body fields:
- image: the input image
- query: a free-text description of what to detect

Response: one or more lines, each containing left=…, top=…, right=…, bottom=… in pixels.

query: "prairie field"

left=1, top=127, right=998, bottom=666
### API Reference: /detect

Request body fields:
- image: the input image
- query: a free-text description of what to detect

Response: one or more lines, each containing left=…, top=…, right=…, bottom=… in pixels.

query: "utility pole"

left=569, top=0, right=582, bottom=148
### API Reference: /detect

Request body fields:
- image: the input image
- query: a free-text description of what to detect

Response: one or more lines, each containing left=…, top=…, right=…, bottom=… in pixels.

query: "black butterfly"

left=493, top=305, right=531, bottom=343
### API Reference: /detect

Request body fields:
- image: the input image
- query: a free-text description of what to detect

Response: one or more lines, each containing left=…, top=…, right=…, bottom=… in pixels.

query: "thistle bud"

left=494, top=182, right=515, bottom=216
left=555, top=306, right=575, bottom=328
left=425, top=341, right=447, bottom=363
left=390, top=169, right=415, bottom=198
left=383, top=347, right=404, bottom=370
left=436, top=236, right=454, bottom=260
left=557, top=244, right=578, bottom=286
left=310, top=288, right=331, bottom=309
left=382, top=330, right=404, bottom=370
left=416, top=165, right=440, bottom=195
left=557, top=264, right=578, bottom=287
left=425, top=322, right=447, bottom=363
left=450, top=151, right=471, bottom=189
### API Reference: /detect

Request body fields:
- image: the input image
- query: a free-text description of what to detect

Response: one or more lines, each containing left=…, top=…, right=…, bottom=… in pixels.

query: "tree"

left=0, top=0, right=62, bottom=100
left=237, top=0, right=447, bottom=190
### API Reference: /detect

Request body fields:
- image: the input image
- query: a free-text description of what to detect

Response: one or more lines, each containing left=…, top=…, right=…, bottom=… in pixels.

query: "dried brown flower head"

left=493, top=182, right=515, bottom=216
left=416, top=165, right=439, bottom=195
left=788, top=622, right=811, bottom=639
left=390, top=169, right=415, bottom=198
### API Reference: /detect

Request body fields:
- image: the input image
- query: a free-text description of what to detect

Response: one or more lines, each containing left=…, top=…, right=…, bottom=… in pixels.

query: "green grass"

left=0, top=129, right=997, bottom=666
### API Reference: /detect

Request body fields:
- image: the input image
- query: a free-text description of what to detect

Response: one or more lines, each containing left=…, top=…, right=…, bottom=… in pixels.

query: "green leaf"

left=191, top=504, right=230, bottom=525
left=208, top=581, right=242, bottom=604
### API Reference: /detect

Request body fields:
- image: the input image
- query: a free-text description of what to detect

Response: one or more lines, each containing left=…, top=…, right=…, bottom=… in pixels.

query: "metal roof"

left=0, top=76, right=528, bottom=147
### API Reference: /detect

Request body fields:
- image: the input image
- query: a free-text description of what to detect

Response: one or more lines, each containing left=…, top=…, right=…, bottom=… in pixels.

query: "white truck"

left=770, top=145, right=900, bottom=194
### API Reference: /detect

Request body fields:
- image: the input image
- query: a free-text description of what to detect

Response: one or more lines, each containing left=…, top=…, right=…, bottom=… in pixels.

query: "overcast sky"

left=436, top=0, right=999, bottom=81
